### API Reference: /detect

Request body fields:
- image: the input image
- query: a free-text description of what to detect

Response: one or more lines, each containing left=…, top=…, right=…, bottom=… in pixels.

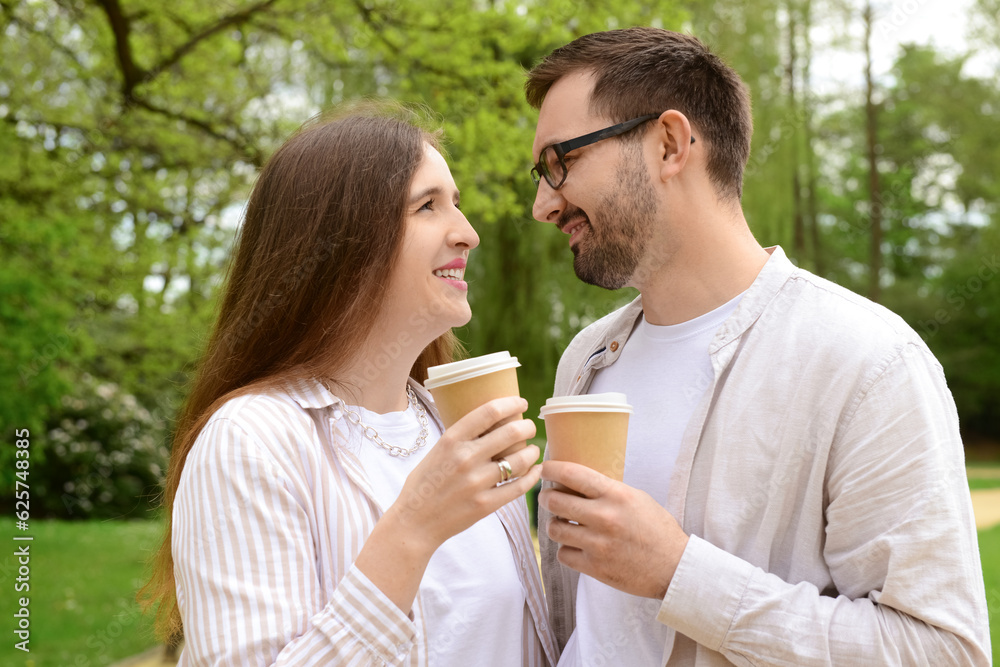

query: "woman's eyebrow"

left=409, top=186, right=443, bottom=204
left=409, top=186, right=460, bottom=204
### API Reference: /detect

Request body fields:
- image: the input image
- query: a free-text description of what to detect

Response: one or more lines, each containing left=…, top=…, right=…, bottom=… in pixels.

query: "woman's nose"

left=451, top=209, right=480, bottom=250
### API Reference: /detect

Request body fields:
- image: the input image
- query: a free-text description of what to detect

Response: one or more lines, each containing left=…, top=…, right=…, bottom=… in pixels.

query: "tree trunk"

left=864, top=1, right=882, bottom=303
left=802, top=0, right=822, bottom=275
left=786, top=1, right=805, bottom=263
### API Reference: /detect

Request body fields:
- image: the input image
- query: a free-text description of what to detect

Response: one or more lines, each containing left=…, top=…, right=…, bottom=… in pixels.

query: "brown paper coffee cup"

left=424, top=352, right=525, bottom=458
left=540, top=393, right=633, bottom=494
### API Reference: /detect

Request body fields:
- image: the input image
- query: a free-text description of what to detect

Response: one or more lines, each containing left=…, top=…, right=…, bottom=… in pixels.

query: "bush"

left=28, top=374, right=170, bottom=519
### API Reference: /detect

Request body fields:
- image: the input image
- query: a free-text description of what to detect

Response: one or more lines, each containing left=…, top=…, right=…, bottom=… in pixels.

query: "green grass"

left=979, top=523, right=1000, bottom=662
left=967, top=464, right=1000, bottom=490
left=0, top=519, right=162, bottom=667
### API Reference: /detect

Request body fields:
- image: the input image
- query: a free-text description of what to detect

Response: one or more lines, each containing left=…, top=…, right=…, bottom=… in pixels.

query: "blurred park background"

left=0, top=0, right=998, bottom=663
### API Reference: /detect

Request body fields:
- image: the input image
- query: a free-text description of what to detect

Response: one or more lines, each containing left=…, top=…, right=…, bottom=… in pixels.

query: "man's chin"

left=573, top=261, right=630, bottom=291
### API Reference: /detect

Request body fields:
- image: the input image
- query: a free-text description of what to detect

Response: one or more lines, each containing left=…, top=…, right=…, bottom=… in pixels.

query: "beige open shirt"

left=538, top=246, right=991, bottom=665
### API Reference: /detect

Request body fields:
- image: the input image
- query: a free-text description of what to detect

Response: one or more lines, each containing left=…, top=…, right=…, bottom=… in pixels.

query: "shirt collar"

left=709, top=245, right=796, bottom=354
left=284, top=376, right=343, bottom=410
left=284, top=375, right=443, bottom=428
left=586, top=245, right=796, bottom=366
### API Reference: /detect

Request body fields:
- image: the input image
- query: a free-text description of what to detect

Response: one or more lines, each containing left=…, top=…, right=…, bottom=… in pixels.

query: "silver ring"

left=497, top=458, right=514, bottom=484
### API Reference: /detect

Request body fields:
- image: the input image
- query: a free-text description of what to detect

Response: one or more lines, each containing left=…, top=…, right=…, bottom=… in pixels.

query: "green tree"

left=2, top=0, right=704, bottom=498
left=686, top=0, right=796, bottom=252
left=814, top=42, right=1000, bottom=437
left=5, top=0, right=997, bottom=504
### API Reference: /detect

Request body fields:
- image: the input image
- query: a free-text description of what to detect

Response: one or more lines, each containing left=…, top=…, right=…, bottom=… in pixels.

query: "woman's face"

left=383, top=143, right=480, bottom=337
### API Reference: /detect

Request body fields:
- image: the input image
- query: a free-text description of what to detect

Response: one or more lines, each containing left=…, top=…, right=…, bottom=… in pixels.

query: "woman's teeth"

left=433, top=268, right=465, bottom=280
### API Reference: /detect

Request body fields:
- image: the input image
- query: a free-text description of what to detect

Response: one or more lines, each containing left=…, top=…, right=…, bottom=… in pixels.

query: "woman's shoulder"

left=180, top=383, right=334, bottom=516
left=196, top=381, right=331, bottom=461
left=209, top=386, right=306, bottom=425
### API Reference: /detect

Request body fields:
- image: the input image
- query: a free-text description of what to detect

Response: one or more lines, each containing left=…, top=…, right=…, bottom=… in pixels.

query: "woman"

left=141, top=107, right=557, bottom=666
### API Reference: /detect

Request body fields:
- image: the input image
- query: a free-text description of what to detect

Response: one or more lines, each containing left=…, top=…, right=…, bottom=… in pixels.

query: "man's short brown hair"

left=526, top=27, right=752, bottom=201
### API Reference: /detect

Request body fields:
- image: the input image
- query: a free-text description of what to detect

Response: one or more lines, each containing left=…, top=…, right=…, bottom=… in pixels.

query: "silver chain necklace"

left=332, top=384, right=430, bottom=457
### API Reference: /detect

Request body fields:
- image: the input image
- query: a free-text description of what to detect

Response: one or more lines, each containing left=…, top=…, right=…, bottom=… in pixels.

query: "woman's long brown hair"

left=138, top=106, right=459, bottom=643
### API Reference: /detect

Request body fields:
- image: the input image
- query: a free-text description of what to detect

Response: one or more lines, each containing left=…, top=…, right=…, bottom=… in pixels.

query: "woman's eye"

left=419, top=199, right=434, bottom=212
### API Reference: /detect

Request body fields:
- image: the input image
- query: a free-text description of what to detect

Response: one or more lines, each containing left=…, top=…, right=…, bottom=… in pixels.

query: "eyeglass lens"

left=540, top=146, right=563, bottom=188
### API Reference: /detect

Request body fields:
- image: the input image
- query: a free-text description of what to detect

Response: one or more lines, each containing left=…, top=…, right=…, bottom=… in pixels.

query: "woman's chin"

left=445, top=305, right=473, bottom=330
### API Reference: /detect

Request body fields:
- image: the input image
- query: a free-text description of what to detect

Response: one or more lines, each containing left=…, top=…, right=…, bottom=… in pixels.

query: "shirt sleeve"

left=657, top=342, right=992, bottom=665
left=173, top=416, right=418, bottom=666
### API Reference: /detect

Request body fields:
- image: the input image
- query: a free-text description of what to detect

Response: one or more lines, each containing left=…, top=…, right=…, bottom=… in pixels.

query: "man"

left=528, top=27, right=990, bottom=665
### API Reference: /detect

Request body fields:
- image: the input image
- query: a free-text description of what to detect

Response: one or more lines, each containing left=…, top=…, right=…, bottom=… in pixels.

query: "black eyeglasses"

left=530, top=113, right=695, bottom=190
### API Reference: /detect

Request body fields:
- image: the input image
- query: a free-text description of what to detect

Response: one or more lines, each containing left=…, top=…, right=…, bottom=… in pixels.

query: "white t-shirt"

left=339, top=395, right=526, bottom=666
left=559, top=293, right=743, bottom=666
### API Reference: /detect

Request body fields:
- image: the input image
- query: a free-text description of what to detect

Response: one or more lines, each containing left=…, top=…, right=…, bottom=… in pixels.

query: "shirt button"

left=610, top=340, right=619, bottom=352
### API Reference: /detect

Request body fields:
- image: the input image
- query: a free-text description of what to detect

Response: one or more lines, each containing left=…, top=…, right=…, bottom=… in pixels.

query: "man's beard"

left=570, top=146, right=658, bottom=290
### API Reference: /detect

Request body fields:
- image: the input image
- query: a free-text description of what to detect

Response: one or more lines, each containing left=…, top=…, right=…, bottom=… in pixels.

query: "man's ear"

left=653, top=110, right=693, bottom=183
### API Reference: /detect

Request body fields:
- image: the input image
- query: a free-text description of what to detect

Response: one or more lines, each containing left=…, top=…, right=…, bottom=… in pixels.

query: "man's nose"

left=532, top=180, right=564, bottom=224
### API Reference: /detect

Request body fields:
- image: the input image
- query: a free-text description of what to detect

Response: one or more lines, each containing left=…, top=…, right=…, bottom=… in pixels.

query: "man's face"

left=531, top=72, right=658, bottom=290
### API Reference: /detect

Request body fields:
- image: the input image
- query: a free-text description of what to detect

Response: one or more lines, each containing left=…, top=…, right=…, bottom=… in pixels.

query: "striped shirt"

left=173, top=377, right=557, bottom=666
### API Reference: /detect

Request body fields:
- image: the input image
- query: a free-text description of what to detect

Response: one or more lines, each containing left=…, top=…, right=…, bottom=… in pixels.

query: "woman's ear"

left=653, top=110, right=693, bottom=183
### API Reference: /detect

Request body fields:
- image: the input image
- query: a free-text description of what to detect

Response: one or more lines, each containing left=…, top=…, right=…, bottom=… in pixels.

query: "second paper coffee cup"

left=539, top=392, right=633, bottom=482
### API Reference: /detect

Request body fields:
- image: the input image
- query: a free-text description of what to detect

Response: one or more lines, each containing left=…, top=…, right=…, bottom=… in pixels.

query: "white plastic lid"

left=539, top=392, right=634, bottom=417
left=423, top=351, right=520, bottom=389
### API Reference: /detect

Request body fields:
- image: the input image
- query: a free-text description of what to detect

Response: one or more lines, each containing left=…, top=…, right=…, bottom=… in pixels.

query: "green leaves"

left=2, top=0, right=999, bottom=506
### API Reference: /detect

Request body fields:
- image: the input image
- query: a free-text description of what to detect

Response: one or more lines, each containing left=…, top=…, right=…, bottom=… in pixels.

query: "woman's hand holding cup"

left=388, top=396, right=540, bottom=554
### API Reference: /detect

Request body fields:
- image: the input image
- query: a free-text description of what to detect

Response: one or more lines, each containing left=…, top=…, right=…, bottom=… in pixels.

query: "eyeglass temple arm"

left=555, top=117, right=695, bottom=158
left=553, top=115, right=656, bottom=157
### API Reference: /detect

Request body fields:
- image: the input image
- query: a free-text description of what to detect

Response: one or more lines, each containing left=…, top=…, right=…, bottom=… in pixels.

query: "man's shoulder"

left=779, top=268, right=930, bottom=361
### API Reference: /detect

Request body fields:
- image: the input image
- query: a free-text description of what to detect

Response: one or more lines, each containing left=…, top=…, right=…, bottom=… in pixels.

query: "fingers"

left=450, top=396, right=529, bottom=441
left=475, top=417, right=536, bottom=460
left=554, top=543, right=588, bottom=575
left=541, top=460, right=616, bottom=498
left=493, top=444, right=541, bottom=484
left=537, top=485, right=592, bottom=523
left=547, top=515, right=588, bottom=550
left=543, top=491, right=689, bottom=599
left=492, top=462, right=543, bottom=502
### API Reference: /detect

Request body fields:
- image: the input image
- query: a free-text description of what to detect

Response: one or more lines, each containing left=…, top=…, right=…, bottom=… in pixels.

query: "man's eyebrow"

left=534, top=137, right=560, bottom=156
